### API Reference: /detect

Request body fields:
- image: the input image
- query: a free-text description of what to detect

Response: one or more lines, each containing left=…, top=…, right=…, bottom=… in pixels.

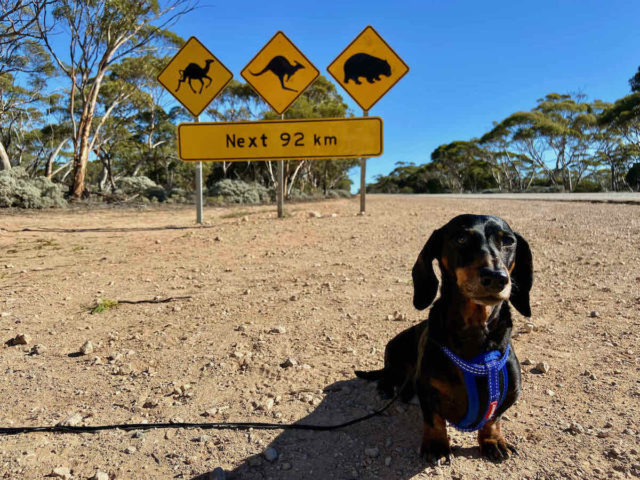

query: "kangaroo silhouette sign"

left=241, top=31, right=319, bottom=114
left=157, top=37, right=233, bottom=117
left=327, top=26, right=409, bottom=111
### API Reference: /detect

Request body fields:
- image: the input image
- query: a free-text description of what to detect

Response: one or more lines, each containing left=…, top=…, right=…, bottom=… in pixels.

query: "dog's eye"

left=455, top=233, right=468, bottom=246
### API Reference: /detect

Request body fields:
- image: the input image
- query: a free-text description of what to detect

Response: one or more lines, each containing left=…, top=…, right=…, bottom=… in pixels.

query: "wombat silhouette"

left=250, top=55, right=304, bottom=92
left=176, top=59, right=214, bottom=94
left=343, top=53, right=391, bottom=85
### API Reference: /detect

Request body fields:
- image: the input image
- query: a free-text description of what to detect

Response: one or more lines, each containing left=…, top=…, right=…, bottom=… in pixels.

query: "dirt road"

left=1, top=195, right=639, bottom=479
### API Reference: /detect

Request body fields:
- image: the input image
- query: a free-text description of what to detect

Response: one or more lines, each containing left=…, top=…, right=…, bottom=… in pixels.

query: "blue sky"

left=167, top=0, right=639, bottom=189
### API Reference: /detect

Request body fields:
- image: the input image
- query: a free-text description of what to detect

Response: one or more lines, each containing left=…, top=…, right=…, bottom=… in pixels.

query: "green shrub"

left=208, top=179, right=272, bottom=204
left=0, top=167, right=66, bottom=208
left=574, top=180, right=604, bottom=193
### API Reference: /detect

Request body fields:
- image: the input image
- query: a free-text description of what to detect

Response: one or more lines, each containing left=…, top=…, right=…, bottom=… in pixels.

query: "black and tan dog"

left=355, top=214, right=533, bottom=464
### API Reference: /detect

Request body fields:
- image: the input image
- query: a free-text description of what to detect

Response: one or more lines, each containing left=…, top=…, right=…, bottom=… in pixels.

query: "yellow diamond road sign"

left=327, top=26, right=409, bottom=111
left=157, top=36, right=233, bottom=117
left=241, top=31, right=319, bottom=115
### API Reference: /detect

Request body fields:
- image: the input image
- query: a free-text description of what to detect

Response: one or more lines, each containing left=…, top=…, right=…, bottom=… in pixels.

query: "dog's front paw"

left=420, top=439, right=452, bottom=466
left=479, top=436, right=518, bottom=462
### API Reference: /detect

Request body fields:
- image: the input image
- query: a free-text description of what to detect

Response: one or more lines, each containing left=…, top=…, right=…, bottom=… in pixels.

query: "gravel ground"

left=0, top=195, right=639, bottom=479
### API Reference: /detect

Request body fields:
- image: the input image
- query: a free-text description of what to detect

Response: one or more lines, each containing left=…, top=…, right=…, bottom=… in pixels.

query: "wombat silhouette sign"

left=241, top=31, right=319, bottom=114
left=157, top=37, right=233, bottom=117
left=327, top=26, right=409, bottom=111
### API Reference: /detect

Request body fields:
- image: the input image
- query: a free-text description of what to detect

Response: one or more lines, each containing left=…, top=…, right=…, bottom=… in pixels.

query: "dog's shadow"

left=191, top=378, right=438, bottom=480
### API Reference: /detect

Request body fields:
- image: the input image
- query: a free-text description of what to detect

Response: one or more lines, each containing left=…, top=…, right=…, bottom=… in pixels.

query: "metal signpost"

left=157, top=37, right=233, bottom=224
left=327, top=26, right=409, bottom=214
left=241, top=31, right=320, bottom=217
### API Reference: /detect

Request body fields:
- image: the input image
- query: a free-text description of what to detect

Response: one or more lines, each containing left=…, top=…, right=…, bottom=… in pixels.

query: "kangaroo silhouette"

left=176, top=59, right=214, bottom=94
left=250, top=56, right=304, bottom=92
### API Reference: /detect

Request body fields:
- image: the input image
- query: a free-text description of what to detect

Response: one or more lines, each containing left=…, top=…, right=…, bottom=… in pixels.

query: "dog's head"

left=412, top=214, right=533, bottom=317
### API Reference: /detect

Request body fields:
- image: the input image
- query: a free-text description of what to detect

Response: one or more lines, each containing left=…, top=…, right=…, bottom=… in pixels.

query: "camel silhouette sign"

left=157, top=37, right=233, bottom=117
left=327, top=26, right=409, bottom=111
left=241, top=31, right=319, bottom=115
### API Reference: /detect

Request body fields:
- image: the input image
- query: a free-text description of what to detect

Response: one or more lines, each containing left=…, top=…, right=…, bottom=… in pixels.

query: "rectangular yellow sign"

left=177, top=117, right=383, bottom=162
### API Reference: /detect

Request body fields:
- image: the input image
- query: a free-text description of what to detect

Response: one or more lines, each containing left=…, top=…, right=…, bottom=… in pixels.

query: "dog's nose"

left=479, top=268, right=509, bottom=292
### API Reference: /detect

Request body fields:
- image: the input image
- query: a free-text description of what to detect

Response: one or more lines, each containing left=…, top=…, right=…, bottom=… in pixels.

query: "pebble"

left=567, top=421, right=585, bottom=434
left=80, top=340, right=94, bottom=355
left=196, top=434, right=211, bottom=443
left=124, top=446, right=137, bottom=454
left=6, top=333, right=31, bottom=346
left=263, top=447, right=278, bottom=462
left=590, top=311, right=600, bottom=318
left=91, top=472, right=109, bottom=480
left=270, top=326, right=287, bottom=334
left=57, top=413, right=82, bottom=427
left=385, top=456, right=392, bottom=466
left=280, top=357, right=297, bottom=368
left=309, top=211, right=322, bottom=218
left=365, top=447, right=379, bottom=458
left=535, top=362, right=550, bottom=374
left=524, top=322, right=536, bottom=333
left=30, top=344, right=46, bottom=355
left=521, top=358, right=534, bottom=366
left=51, top=467, right=72, bottom=479
left=545, top=389, right=555, bottom=396
left=210, top=467, right=226, bottom=480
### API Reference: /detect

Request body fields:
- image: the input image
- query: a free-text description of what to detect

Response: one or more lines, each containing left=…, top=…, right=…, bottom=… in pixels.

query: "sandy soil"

left=0, top=195, right=639, bottom=480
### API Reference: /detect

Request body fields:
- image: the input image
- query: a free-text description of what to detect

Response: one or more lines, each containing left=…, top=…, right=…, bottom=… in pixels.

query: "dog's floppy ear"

left=509, top=232, right=533, bottom=317
left=412, top=228, right=443, bottom=310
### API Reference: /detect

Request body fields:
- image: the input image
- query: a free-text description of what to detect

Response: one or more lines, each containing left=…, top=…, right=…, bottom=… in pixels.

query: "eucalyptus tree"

left=35, top=0, right=193, bottom=199
left=430, top=140, right=496, bottom=192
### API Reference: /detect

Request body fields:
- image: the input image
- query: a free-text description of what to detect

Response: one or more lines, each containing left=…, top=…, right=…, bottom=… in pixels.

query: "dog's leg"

left=478, top=419, right=518, bottom=461
left=418, top=411, right=451, bottom=465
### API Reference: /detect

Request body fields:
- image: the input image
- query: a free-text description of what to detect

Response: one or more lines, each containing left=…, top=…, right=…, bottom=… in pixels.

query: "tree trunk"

left=0, top=141, right=11, bottom=170
left=72, top=121, right=92, bottom=198
left=45, top=138, right=70, bottom=178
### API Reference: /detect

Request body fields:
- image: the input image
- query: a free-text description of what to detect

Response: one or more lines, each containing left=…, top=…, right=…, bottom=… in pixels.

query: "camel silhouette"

left=176, top=59, right=214, bottom=94
left=250, top=55, right=304, bottom=92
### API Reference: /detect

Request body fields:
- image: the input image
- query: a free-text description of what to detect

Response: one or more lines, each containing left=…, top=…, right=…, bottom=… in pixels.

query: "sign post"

left=241, top=31, right=319, bottom=218
left=157, top=37, right=233, bottom=224
left=327, top=26, right=409, bottom=214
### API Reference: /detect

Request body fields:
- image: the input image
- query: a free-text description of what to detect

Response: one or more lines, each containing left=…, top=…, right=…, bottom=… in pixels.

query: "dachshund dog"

left=356, top=214, right=533, bottom=464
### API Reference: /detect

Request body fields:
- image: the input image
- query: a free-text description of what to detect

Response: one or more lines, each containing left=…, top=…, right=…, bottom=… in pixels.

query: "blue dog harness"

left=440, top=344, right=511, bottom=432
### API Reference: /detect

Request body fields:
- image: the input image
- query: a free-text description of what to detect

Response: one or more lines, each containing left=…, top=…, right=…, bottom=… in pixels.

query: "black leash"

left=0, top=383, right=403, bottom=436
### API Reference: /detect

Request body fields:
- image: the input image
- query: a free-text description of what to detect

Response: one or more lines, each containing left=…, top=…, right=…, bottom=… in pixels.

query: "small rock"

left=51, top=467, right=72, bottom=479
left=196, top=434, right=211, bottom=443
left=91, top=471, right=109, bottom=480
left=281, top=462, right=292, bottom=470
left=6, top=333, right=31, bottom=346
left=521, top=358, right=534, bottom=366
left=365, top=447, right=379, bottom=458
left=270, top=326, right=287, bottom=334
left=263, top=447, right=278, bottom=462
left=589, top=311, right=600, bottom=318
left=280, top=357, right=297, bottom=368
left=80, top=340, right=94, bottom=355
left=203, top=408, right=218, bottom=417
left=265, top=398, right=274, bottom=410
left=535, top=362, right=550, bottom=374
left=30, top=344, right=46, bottom=355
left=309, top=211, right=322, bottom=218
left=524, top=322, right=536, bottom=333
left=57, top=413, right=82, bottom=427
left=142, top=398, right=158, bottom=409
left=124, top=446, right=137, bottom=454
left=209, top=467, right=226, bottom=480
left=545, top=389, right=555, bottom=396
left=567, top=421, right=584, bottom=434
left=385, top=456, right=392, bottom=466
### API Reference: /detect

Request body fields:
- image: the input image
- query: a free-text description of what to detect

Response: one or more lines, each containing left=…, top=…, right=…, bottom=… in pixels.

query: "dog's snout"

left=479, top=268, right=509, bottom=291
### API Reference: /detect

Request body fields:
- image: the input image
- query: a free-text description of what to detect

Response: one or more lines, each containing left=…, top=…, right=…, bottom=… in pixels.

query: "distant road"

left=391, top=192, right=640, bottom=204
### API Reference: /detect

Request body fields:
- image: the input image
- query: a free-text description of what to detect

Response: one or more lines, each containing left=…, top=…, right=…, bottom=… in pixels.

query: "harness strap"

left=440, top=344, right=511, bottom=432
